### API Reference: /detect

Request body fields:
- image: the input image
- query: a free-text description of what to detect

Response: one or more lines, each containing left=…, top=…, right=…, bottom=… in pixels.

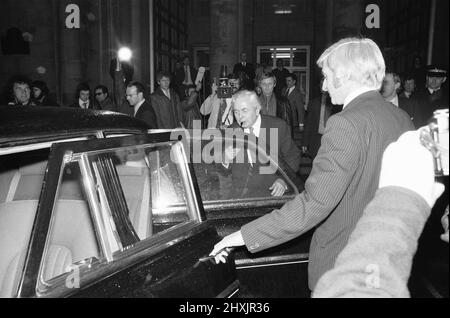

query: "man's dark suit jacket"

left=135, top=100, right=158, bottom=129
left=233, top=62, right=255, bottom=89
left=240, top=91, right=414, bottom=290
left=223, top=115, right=301, bottom=198
left=403, top=88, right=449, bottom=128
left=150, top=88, right=182, bottom=129
left=69, top=99, right=100, bottom=110
left=260, top=94, right=295, bottom=137
left=283, top=87, right=305, bottom=128
left=302, top=95, right=340, bottom=158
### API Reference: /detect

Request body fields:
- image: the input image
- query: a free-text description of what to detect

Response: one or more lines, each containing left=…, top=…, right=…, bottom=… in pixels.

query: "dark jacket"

left=35, top=95, right=59, bottom=107
left=221, top=115, right=301, bottom=198
left=233, top=62, right=255, bottom=89
left=95, top=96, right=116, bottom=112
left=150, top=88, right=182, bottom=129
left=69, top=99, right=99, bottom=110
left=135, top=100, right=158, bottom=129
left=408, top=88, right=449, bottom=128
left=283, top=86, right=305, bottom=128
left=302, top=94, right=340, bottom=158
left=275, top=95, right=294, bottom=137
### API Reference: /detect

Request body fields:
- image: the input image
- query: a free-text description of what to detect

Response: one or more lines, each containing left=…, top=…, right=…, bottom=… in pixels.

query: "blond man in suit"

left=211, top=37, right=414, bottom=291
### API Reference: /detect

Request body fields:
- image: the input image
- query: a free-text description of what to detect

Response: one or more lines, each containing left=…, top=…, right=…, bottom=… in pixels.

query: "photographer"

left=200, top=73, right=241, bottom=129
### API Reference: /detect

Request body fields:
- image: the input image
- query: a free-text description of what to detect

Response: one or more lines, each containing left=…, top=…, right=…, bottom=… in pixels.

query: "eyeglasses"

left=95, top=92, right=104, bottom=96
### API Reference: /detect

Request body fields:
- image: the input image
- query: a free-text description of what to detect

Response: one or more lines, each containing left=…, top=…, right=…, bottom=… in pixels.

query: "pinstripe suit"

left=241, top=91, right=415, bottom=290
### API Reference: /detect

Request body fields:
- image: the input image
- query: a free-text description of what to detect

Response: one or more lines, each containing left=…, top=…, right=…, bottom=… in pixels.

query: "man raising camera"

left=200, top=73, right=241, bottom=129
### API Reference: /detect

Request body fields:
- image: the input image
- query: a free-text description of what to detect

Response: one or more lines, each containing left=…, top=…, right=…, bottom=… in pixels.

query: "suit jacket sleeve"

left=241, top=114, right=361, bottom=252
left=313, top=187, right=430, bottom=298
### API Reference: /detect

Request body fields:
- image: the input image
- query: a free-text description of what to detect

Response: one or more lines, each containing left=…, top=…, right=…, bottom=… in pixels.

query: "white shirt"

left=243, top=115, right=262, bottom=166
left=387, top=94, right=399, bottom=107
left=162, top=88, right=171, bottom=99
left=428, top=87, right=441, bottom=95
left=287, top=86, right=295, bottom=96
left=79, top=99, right=90, bottom=109
left=343, top=87, right=375, bottom=109
left=244, top=114, right=262, bottom=138
left=134, top=99, right=146, bottom=116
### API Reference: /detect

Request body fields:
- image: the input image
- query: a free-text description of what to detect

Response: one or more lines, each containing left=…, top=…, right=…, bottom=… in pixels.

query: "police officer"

left=405, top=65, right=448, bottom=128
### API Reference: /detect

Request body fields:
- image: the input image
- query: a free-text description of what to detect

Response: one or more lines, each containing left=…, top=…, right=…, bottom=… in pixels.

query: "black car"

left=0, top=106, right=238, bottom=297
left=0, top=106, right=310, bottom=298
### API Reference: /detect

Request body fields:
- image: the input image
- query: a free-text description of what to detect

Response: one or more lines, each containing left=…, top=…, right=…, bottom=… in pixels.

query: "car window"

left=106, top=142, right=200, bottom=241
left=192, top=137, right=297, bottom=202
left=39, top=160, right=101, bottom=286
left=0, top=148, right=50, bottom=297
left=39, top=140, right=201, bottom=289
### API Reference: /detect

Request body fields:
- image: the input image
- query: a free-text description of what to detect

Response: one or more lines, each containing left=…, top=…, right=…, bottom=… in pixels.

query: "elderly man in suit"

left=126, top=81, right=157, bottom=128
left=211, top=37, right=414, bottom=291
left=221, top=90, right=301, bottom=198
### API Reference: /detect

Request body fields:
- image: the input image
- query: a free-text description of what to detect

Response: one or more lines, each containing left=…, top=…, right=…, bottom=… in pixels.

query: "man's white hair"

left=232, top=90, right=262, bottom=111
left=317, top=37, right=386, bottom=90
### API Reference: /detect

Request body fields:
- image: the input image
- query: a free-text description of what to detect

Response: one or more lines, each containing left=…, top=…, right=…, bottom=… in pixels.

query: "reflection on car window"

left=40, top=141, right=200, bottom=288
left=109, top=142, right=199, bottom=242
left=192, top=137, right=295, bottom=202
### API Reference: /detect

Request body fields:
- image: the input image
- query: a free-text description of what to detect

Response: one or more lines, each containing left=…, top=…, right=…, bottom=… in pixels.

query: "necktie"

left=285, top=88, right=290, bottom=96
left=83, top=102, right=88, bottom=109
left=216, top=99, right=228, bottom=128
left=249, top=126, right=255, bottom=137
left=184, top=66, right=189, bottom=83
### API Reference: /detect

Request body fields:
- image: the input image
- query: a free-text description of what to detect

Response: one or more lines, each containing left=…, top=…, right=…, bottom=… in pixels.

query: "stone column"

left=210, top=0, right=240, bottom=79
left=58, top=0, right=84, bottom=105
left=332, top=0, right=365, bottom=41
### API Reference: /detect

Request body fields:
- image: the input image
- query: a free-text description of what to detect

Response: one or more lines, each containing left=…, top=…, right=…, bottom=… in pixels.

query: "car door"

left=177, top=131, right=312, bottom=297
left=18, top=133, right=238, bottom=298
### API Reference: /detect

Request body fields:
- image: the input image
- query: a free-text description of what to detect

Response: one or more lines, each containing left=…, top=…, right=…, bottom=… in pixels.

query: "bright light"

left=118, top=47, right=132, bottom=61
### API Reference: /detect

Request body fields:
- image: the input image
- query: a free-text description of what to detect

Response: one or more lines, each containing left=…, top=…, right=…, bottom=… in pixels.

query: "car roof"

left=0, top=106, right=149, bottom=147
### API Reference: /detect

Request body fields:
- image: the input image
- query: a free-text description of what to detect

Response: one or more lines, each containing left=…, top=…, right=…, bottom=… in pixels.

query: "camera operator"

left=200, top=73, right=242, bottom=129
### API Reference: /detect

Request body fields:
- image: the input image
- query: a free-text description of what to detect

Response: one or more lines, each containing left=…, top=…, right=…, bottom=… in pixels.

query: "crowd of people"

left=1, top=37, right=448, bottom=298
left=2, top=48, right=447, bottom=158
left=209, top=37, right=449, bottom=298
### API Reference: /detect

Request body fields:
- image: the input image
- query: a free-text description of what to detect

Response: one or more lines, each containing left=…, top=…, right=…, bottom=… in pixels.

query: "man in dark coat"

left=405, top=65, right=448, bottom=128
left=150, top=71, right=183, bottom=129
left=233, top=52, right=255, bottom=90
left=125, top=81, right=157, bottom=128
left=258, top=72, right=294, bottom=136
